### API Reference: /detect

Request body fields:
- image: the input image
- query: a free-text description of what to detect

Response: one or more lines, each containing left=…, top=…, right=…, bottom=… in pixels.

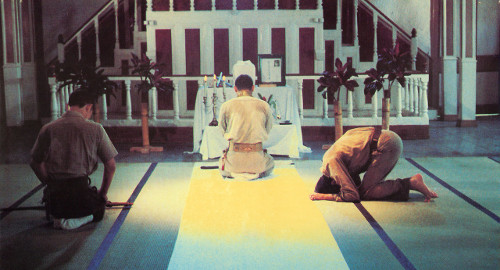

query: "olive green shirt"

left=31, top=111, right=118, bottom=180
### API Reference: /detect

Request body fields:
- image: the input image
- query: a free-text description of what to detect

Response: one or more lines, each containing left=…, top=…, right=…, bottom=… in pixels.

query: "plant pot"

left=333, top=100, right=343, bottom=141
left=382, top=90, right=391, bottom=130
left=140, top=102, right=150, bottom=147
left=130, top=102, right=163, bottom=153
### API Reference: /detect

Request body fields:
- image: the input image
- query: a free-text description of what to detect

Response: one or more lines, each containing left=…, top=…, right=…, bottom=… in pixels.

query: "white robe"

left=218, top=95, right=275, bottom=178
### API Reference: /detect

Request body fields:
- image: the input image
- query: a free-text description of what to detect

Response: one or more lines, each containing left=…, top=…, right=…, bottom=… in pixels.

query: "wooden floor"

left=1, top=118, right=499, bottom=269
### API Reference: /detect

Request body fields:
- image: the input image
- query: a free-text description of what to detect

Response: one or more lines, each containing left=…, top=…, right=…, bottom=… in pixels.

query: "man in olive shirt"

left=310, top=127, right=437, bottom=202
left=31, top=90, right=118, bottom=229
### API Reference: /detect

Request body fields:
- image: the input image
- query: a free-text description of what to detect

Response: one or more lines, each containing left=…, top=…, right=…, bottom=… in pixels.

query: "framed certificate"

left=257, top=54, right=286, bottom=86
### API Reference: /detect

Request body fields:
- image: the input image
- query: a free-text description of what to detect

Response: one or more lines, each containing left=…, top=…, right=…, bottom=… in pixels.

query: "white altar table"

left=199, top=125, right=299, bottom=160
left=192, top=85, right=311, bottom=155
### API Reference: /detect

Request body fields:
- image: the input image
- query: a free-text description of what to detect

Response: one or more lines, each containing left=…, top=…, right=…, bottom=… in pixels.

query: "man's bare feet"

left=310, top=193, right=334, bottom=201
left=409, top=173, right=438, bottom=202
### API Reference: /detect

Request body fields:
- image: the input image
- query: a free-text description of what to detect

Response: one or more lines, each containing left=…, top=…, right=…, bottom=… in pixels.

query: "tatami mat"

left=167, top=161, right=348, bottom=270
left=1, top=157, right=499, bottom=269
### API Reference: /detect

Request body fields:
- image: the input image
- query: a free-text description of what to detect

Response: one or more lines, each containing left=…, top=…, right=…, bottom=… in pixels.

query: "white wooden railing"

left=48, top=73, right=428, bottom=127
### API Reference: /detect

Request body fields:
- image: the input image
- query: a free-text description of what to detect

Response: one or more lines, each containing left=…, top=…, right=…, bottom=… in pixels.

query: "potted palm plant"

left=129, top=53, right=174, bottom=154
left=54, top=60, right=117, bottom=122
left=317, top=58, right=359, bottom=142
left=364, top=42, right=409, bottom=130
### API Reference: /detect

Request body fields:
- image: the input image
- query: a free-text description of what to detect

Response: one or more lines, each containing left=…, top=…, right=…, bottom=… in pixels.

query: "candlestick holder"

left=209, top=89, right=218, bottom=126
left=275, top=100, right=282, bottom=120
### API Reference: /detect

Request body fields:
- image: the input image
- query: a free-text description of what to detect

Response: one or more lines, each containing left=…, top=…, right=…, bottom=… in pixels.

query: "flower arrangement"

left=258, top=93, right=281, bottom=120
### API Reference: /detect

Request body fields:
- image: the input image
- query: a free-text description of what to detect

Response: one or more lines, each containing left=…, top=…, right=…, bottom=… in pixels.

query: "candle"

left=203, top=76, right=208, bottom=104
left=222, top=76, right=226, bottom=101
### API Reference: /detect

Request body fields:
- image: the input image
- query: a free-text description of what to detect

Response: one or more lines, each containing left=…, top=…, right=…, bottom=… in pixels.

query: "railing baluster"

left=64, top=85, right=70, bottom=111
left=408, top=78, right=414, bottom=114
left=275, top=0, right=278, bottom=10
left=404, top=78, right=409, bottom=111
left=170, top=0, right=174, bottom=11
left=59, top=86, right=66, bottom=115
left=254, top=0, right=258, bottom=10
left=354, top=0, right=359, bottom=48
left=134, top=0, right=138, bottom=32
left=102, top=94, right=108, bottom=120
left=396, top=82, right=402, bottom=118
left=50, top=82, right=59, bottom=121
left=95, top=18, right=101, bottom=67
left=323, top=92, right=328, bottom=119
left=114, top=0, right=120, bottom=50
left=347, top=90, right=353, bottom=118
left=297, top=79, right=304, bottom=120
left=232, top=0, right=236, bottom=11
left=420, top=78, right=429, bottom=118
left=77, top=34, right=82, bottom=61
left=57, top=37, right=65, bottom=62
left=125, top=80, right=132, bottom=120
left=413, top=77, right=419, bottom=115
left=150, top=87, right=158, bottom=120
left=173, top=80, right=180, bottom=120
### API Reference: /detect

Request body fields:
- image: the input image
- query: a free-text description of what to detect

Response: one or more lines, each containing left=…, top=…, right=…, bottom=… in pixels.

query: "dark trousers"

left=43, top=176, right=105, bottom=220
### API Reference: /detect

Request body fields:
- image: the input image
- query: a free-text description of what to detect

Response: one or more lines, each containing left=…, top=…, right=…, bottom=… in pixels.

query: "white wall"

left=367, top=0, right=431, bottom=54
left=367, top=0, right=500, bottom=56
left=42, top=0, right=108, bottom=63
left=477, top=0, right=500, bottom=55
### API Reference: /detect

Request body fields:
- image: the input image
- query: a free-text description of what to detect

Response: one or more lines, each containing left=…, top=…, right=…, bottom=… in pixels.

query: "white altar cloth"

left=192, top=85, right=311, bottom=155
left=199, top=125, right=299, bottom=160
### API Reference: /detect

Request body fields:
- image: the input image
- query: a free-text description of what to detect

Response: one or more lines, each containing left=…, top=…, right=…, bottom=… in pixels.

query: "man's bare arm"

left=99, top=158, right=116, bottom=201
left=30, top=159, right=48, bottom=184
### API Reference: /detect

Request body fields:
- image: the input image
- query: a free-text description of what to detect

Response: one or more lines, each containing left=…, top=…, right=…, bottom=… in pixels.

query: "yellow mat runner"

left=167, top=163, right=349, bottom=269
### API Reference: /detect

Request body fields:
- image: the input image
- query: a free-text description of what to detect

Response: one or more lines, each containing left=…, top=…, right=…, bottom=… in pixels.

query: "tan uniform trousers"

left=219, top=144, right=274, bottom=178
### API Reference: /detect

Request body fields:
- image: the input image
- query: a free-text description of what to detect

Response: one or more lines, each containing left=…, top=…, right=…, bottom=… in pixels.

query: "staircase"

left=52, top=0, right=431, bottom=75
left=47, top=0, right=433, bottom=138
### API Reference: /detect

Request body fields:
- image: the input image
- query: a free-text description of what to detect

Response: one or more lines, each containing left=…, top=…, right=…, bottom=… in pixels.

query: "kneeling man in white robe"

left=218, top=74, right=274, bottom=180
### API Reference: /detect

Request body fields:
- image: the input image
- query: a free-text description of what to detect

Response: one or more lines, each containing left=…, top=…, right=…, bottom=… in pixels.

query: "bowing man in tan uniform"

left=218, top=74, right=274, bottom=179
left=310, top=127, right=438, bottom=202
